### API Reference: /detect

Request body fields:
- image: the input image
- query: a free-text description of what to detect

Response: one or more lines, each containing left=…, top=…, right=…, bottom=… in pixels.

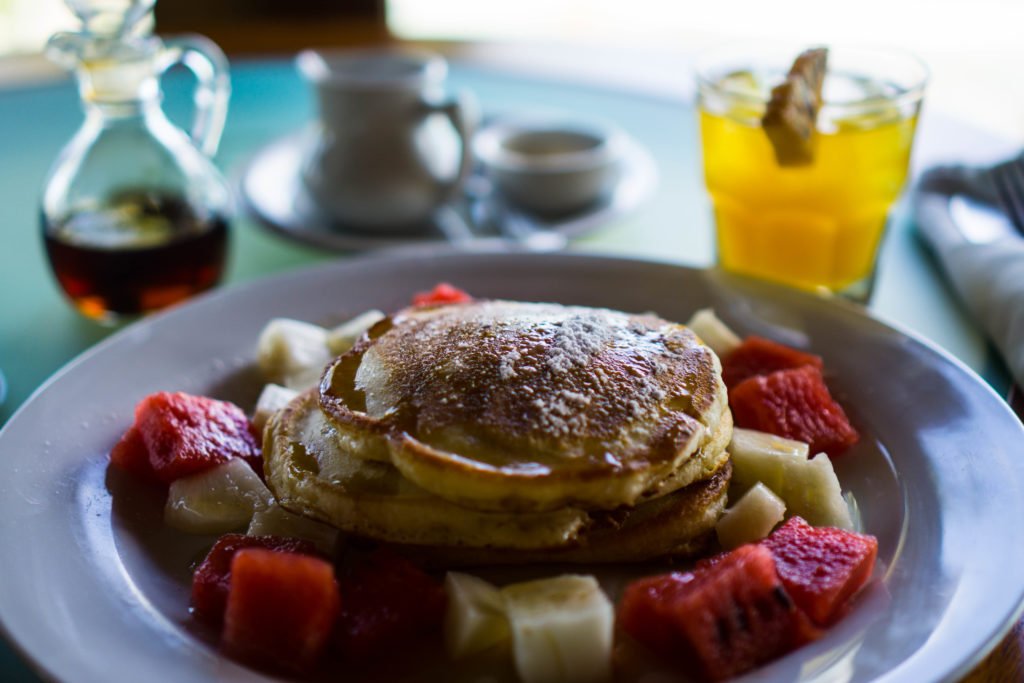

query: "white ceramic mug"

left=297, top=48, right=475, bottom=232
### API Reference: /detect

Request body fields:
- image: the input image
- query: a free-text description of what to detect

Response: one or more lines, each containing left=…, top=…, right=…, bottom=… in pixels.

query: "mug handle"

left=425, top=90, right=478, bottom=202
left=159, top=35, right=231, bottom=158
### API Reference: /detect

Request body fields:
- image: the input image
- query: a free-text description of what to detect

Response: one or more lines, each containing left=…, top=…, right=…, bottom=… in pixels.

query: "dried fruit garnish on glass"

left=761, top=47, right=829, bottom=166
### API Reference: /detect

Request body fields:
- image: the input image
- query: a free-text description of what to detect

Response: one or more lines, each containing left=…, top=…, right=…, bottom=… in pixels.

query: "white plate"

left=1, top=252, right=1022, bottom=683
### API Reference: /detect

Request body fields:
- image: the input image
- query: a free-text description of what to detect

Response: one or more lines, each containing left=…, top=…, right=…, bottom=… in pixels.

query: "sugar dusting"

left=499, top=349, right=521, bottom=380
left=545, top=314, right=609, bottom=374
left=354, top=301, right=715, bottom=460
left=501, top=309, right=681, bottom=441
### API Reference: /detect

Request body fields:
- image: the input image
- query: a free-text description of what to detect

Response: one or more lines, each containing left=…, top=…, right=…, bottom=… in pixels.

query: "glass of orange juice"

left=697, top=45, right=927, bottom=302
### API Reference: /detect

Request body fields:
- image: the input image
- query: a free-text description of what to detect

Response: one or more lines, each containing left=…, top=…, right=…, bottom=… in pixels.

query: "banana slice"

left=444, top=572, right=510, bottom=660
left=729, top=428, right=852, bottom=530
left=716, top=482, right=786, bottom=549
left=252, top=384, right=299, bottom=433
left=729, top=427, right=810, bottom=495
left=686, top=308, right=742, bottom=357
left=844, top=491, right=863, bottom=531
left=501, top=574, right=613, bottom=683
left=246, top=503, right=340, bottom=554
left=256, top=318, right=331, bottom=390
left=165, top=458, right=273, bottom=534
left=785, top=452, right=853, bottom=529
left=327, top=309, right=386, bottom=355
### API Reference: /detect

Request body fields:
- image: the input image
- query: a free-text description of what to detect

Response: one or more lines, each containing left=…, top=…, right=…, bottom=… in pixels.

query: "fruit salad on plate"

left=108, top=284, right=878, bottom=682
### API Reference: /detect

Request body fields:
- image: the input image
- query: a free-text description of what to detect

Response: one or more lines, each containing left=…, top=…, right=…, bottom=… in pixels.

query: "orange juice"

left=698, top=52, right=926, bottom=300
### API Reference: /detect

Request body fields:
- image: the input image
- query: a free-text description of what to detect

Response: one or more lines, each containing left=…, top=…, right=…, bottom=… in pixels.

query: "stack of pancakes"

left=263, top=300, right=733, bottom=563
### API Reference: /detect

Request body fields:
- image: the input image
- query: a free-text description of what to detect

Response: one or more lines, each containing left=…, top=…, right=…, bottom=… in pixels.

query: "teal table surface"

left=0, top=55, right=1015, bottom=680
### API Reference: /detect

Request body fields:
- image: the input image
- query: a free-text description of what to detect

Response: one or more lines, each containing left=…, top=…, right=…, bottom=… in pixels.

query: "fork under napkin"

left=913, top=164, right=1024, bottom=390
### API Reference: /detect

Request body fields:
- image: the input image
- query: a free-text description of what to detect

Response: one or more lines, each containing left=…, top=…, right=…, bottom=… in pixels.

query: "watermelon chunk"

left=721, top=336, right=823, bottom=389
left=109, top=425, right=162, bottom=485
left=222, top=548, right=340, bottom=673
left=113, top=392, right=262, bottom=484
left=617, top=570, right=700, bottom=658
left=762, top=517, right=878, bottom=626
left=411, top=283, right=472, bottom=307
left=618, top=544, right=820, bottom=681
left=335, top=549, right=447, bottom=662
left=191, top=533, right=320, bottom=627
left=730, top=365, right=859, bottom=457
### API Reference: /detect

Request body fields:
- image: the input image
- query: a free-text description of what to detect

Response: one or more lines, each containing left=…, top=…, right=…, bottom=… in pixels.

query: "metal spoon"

left=465, top=175, right=568, bottom=252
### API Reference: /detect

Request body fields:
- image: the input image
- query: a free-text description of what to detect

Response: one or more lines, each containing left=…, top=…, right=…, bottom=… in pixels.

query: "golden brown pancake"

left=319, top=301, right=730, bottom=512
left=390, top=461, right=732, bottom=565
left=264, top=391, right=588, bottom=549
left=263, top=390, right=730, bottom=559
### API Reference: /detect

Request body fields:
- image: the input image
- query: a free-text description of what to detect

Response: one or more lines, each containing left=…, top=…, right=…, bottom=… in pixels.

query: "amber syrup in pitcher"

left=43, top=192, right=228, bottom=322
left=40, top=2, right=232, bottom=324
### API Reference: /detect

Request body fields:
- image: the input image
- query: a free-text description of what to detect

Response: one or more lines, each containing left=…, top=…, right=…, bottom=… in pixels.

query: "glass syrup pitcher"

left=41, top=0, right=232, bottom=323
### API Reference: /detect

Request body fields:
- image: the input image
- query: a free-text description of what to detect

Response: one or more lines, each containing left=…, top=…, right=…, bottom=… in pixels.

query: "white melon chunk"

left=165, top=458, right=274, bottom=534
left=844, top=491, right=863, bottom=532
left=256, top=318, right=331, bottom=390
left=729, top=428, right=810, bottom=496
left=716, top=482, right=787, bottom=549
left=501, top=574, right=613, bottom=683
left=686, top=308, right=742, bottom=357
left=784, top=452, right=854, bottom=529
left=246, top=504, right=340, bottom=554
left=327, top=309, right=386, bottom=355
left=252, top=383, right=299, bottom=433
left=444, top=572, right=510, bottom=660
left=728, top=428, right=853, bottom=531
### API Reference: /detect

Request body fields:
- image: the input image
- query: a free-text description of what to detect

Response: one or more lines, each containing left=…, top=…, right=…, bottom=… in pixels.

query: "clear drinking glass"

left=697, top=45, right=927, bottom=302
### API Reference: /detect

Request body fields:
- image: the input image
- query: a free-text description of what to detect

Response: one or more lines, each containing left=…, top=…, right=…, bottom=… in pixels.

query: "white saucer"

left=237, top=129, right=658, bottom=252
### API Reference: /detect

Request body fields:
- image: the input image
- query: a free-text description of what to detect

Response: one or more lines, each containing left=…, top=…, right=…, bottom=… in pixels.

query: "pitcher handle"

left=425, top=90, right=478, bottom=202
left=159, top=35, right=231, bottom=158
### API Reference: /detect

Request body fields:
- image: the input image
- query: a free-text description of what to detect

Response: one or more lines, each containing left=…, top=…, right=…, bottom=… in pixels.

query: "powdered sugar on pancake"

left=339, top=301, right=722, bottom=469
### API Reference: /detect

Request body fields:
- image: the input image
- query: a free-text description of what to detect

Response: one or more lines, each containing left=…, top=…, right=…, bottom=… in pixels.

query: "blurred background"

left=1, top=0, right=1022, bottom=143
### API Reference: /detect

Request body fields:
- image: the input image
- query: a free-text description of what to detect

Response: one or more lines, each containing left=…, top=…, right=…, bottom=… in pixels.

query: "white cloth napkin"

left=914, top=166, right=1024, bottom=388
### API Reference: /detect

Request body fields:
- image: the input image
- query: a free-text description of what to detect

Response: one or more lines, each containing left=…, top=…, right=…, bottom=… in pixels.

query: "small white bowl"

left=473, top=119, right=626, bottom=215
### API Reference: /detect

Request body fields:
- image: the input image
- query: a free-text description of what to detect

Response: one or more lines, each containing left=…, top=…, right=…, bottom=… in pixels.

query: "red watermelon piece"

left=730, top=365, right=859, bottom=457
left=411, top=283, right=472, bottom=307
left=762, top=517, right=878, bottom=626
left=191, top=534, right=320, bottom=627
left=616, top=570, right=700, bottom=658
left=109, top=425, right=162, bottom=485
left=618, top=544, right=820, bottom=682
left=114, top=391, right=262, bottom=484
left=335, top=549, right=447, bottom=662
left=222, top=548, right=340, bottom=673
left=722, top=336, right=824, bottom=389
